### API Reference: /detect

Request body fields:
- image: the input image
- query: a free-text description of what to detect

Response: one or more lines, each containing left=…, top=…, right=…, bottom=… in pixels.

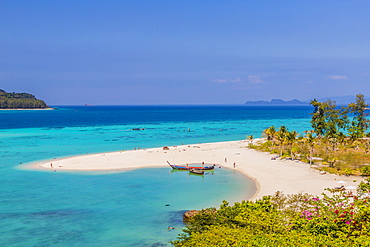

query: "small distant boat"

left=167, top=161, right=215, bottom=171
left=189, top=169, right=205, bottom=175
left=132, top=128, right=145, bottom=131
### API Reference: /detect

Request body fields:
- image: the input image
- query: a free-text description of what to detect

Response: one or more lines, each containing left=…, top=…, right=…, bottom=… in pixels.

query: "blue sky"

left=1, top=1, right=370, bottom=105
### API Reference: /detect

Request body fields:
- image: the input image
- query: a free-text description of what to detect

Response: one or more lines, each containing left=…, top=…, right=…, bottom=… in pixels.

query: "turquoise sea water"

left=0, top=106, right=312, bottom=246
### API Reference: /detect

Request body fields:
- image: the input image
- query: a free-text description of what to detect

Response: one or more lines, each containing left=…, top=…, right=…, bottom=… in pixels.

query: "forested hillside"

left=0, top=89, right=49, bottom=109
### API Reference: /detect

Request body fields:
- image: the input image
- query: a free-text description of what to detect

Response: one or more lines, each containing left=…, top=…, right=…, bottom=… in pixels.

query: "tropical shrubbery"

left=172, top=182, right=370, bottom=246
left=253, top=94, right=370, bottom=176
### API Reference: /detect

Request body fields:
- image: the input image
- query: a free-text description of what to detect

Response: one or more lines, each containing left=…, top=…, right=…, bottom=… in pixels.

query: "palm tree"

left=286, top=130, right=298, bottom=158
left=305, top=132, right=315, bottom=165
left=263, top=126, right=277, bottom=152
left=247, top=135, right=253, bottom=146
left=336, top=132, right=347, bottom=146
left=328, top=137, right=339, bottom=151
left=276, top=126, right=288, bottom=157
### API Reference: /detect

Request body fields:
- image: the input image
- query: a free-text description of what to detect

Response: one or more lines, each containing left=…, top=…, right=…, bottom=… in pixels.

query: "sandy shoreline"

left=0, top=108, right=55, bottom=111
left=23, top=139, right=362, bottom=200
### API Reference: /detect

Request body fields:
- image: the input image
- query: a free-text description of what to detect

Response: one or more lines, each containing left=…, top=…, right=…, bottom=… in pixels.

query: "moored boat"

left=167, top=161, right=215, bottom=170
left=189, top=169, right=205, bottom=175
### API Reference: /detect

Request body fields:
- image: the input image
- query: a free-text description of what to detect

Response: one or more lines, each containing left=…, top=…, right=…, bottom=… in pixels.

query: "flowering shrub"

left=173, top=190, right=370, bottom=246
left=288, top=191, right=369, bottom=238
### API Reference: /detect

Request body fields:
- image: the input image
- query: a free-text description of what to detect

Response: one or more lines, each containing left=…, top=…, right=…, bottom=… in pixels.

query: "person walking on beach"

left=233, top=162, right=236, bottom=168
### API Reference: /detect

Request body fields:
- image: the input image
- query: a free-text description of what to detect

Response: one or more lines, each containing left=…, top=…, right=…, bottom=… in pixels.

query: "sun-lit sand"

left=25, top=139, right=362, bottom=200
left=0, top=108, right=55, bottom=110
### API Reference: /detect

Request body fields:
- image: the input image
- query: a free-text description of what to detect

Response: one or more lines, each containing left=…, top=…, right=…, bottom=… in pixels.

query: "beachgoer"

left=233, top=162, right=236, bottom=168
left=225, top=158, right=227, bottom=162
left=50, top=163, right=53, bottom=168
left=167, top=226, right=176, bottom=231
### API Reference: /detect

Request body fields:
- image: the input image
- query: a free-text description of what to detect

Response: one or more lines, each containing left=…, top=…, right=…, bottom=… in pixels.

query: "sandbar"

left=24, top=139, right=362, bottom=200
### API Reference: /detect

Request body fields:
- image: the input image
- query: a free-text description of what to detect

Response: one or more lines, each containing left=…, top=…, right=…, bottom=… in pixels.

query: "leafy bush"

left=172, top=192, right=370, bottom=246
left=362, top=166, right=370, bottom=176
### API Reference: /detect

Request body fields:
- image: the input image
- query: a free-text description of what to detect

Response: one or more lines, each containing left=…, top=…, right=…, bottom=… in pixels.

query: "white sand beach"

left=26, top=139, right=361, bottom=200
left=0, top=108, right=55, bottom=110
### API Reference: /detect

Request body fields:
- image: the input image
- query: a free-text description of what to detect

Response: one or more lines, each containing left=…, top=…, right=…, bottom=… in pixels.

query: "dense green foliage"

left=255, top=94, right=370, bottom=176
left=0, top=89, right=49, bottom=109
left=347, top=94, right=369, bottom=139
left=310, top=94, right=368, bottom=139
left=173, top=190, right=370, bottom=246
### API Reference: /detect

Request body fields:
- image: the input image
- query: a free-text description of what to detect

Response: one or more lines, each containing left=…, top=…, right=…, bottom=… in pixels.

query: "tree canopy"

left=310, top=94, right=368, bottom=139
left=0, top=89, right=49, bottom=109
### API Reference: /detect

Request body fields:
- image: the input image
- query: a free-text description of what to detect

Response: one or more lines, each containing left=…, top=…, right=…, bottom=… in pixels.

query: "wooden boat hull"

left=167, top=161, right=215, bottom=171
left=189, top=169, right=205, bottom=175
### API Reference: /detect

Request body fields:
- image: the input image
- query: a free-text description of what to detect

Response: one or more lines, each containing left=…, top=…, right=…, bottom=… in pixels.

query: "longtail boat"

left=167, top=161, right=215, bottom=171
left=189, top=169, right=205, bottom=175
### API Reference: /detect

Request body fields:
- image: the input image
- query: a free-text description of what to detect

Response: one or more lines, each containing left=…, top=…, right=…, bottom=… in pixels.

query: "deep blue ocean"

left=0, top=105, right=312, bottom=246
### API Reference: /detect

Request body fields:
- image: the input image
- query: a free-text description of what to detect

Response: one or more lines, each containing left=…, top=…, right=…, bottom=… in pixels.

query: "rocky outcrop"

left=183, top=210, right=200, bottom=221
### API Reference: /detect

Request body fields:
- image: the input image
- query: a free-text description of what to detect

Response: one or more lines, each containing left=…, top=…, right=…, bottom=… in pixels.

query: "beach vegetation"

left=172, top=189, right=370, bottom=246
left=253, top=94, right=370, bottom=176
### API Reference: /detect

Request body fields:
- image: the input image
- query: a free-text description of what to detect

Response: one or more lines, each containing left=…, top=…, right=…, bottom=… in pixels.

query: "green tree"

left=285, top=130, right=298, bottom=158
left=304, top=132, right=315, bottom=165
left=310, top=99, right=347, bottom=139
left=310, top=99, right=326, bottom=137
left=263, top=126, right=277, bottom=152
left=347, top=94, right=369, bottom=140
left=276, top=126, right=287, bottom=156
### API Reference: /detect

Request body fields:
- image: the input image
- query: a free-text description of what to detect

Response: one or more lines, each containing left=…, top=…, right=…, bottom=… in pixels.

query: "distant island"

left=245, top=95, right=370, bottom=106
left=245, top=99, right=308, bottom=105
left=0, top=89, right=50, bottom=109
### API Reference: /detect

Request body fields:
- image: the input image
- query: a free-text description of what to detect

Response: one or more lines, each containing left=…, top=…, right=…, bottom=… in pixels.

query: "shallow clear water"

left=0, top=105, right=312, bottom=246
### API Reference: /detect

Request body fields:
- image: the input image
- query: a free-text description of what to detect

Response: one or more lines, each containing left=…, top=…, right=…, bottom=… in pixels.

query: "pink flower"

left=301, top=210, right=313, bottom=219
